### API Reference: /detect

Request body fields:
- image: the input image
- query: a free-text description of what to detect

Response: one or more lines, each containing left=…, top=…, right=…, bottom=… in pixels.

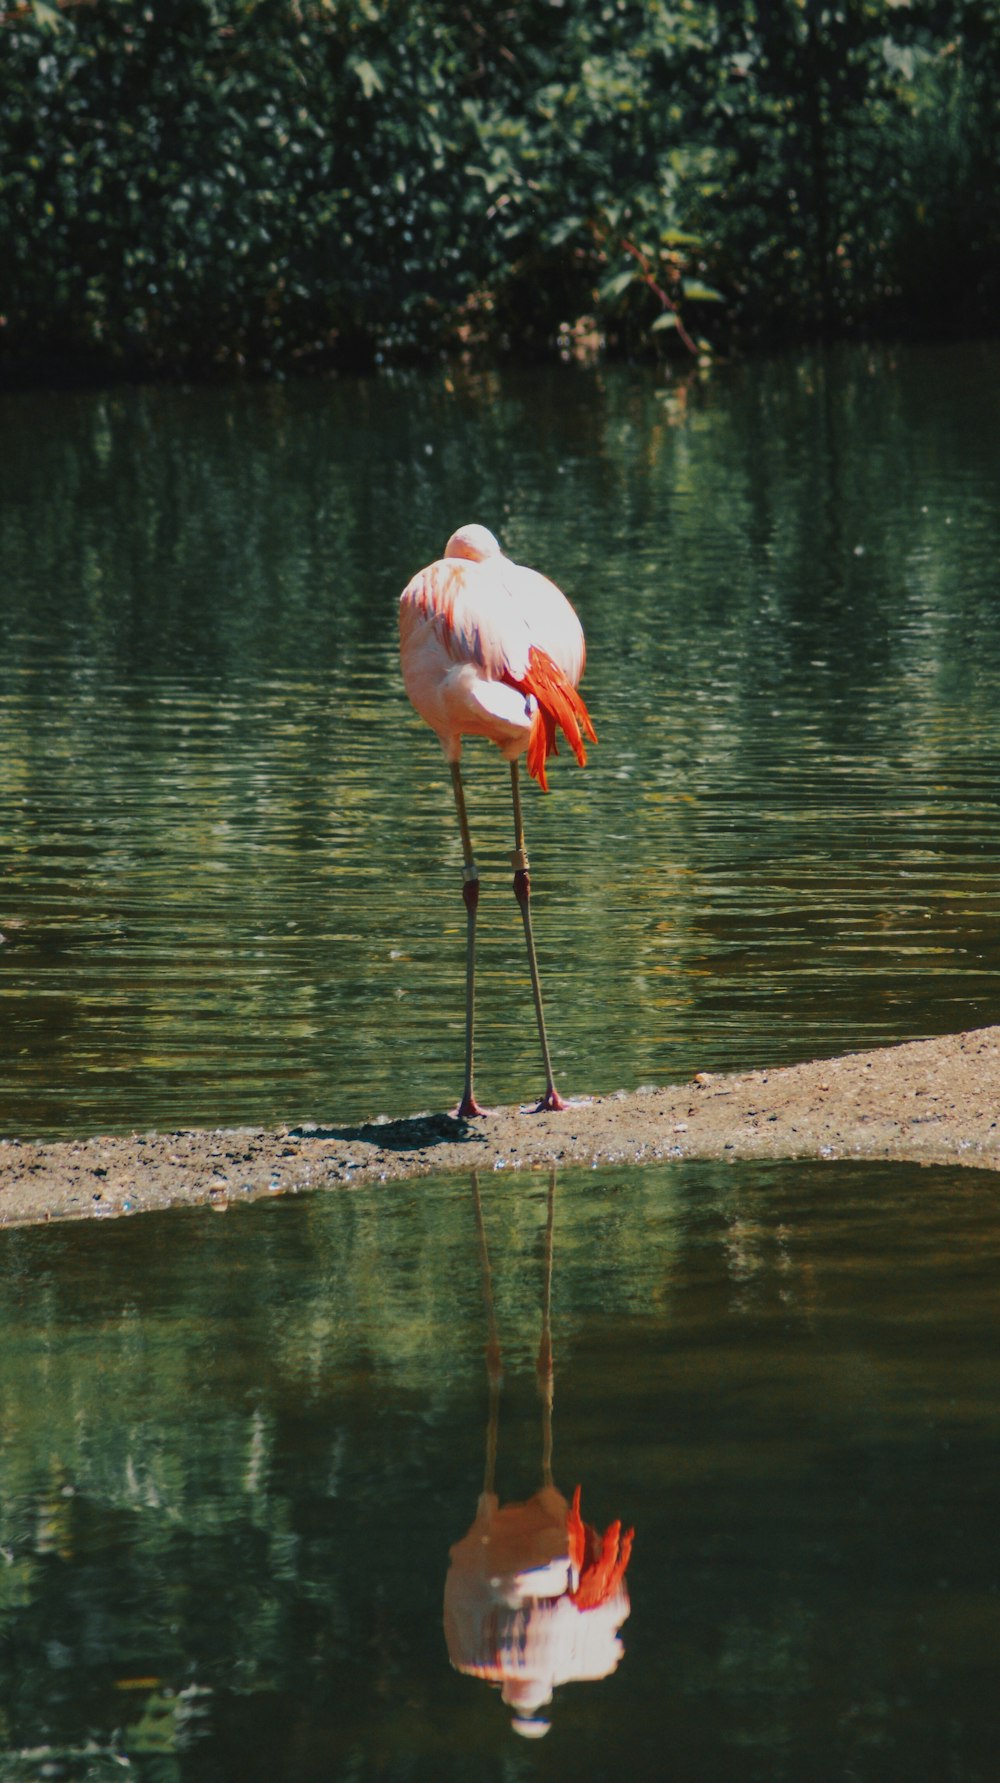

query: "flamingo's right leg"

left=450, top=760, right=486, bottom=1118
left=509, top=761, right=568, bottom=1112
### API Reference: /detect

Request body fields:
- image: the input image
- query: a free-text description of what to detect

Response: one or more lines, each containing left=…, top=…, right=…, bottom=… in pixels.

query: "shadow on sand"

left=287, top=1112, right=487, bottom=1154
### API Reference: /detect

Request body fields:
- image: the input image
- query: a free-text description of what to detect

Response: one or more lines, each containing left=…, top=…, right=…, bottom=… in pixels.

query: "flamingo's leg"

left=509, top=761, right=568, bottom=1112
left=451, top=760, right=485, bottom=1118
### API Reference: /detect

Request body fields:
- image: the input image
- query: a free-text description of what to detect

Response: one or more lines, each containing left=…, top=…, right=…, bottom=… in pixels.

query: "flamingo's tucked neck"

left=445, top=524, right=501, bottom=563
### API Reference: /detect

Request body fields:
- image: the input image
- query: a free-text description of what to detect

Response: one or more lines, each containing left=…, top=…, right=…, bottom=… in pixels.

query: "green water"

left=0, top=1159, right=997, bottom=1780
left=2, top=343, right=1000, bottom=1138
left=2, top=348, right=999, bottom=1782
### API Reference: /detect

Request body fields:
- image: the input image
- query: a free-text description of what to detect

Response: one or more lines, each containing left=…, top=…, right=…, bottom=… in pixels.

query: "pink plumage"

left=399, top=524, right=596, bottom=792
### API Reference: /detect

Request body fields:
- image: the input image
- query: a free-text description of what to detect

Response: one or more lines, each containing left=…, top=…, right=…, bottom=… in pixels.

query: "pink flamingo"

left=399, top=524, right=597, bottom=1117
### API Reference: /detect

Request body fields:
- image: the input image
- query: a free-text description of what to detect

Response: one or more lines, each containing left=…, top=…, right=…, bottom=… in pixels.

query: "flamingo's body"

left=399, top=525, right=596, bottom=1115
left=399, top=524, right=594, bottom=791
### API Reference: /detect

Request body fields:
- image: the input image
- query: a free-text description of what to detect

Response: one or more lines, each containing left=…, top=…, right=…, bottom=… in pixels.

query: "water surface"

left=0, top=1158, right=996, bottom=1780
left=2, top=343, right=999, bottom=1136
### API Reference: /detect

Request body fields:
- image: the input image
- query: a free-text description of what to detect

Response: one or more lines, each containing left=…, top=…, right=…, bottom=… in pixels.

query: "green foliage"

left=0, top=0, right=997, bottom=376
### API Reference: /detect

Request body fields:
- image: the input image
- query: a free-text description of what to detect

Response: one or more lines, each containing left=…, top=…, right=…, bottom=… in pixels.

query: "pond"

left=0, top=1158, right=997, bottom=1781
left=3, top=341, right=999, bottom=1780
left=2, top=342, right=1000, bottom=1138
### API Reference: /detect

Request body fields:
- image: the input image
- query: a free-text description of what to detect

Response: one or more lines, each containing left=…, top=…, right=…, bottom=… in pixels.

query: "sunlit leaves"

left=0, top=0, right=996, bottom=373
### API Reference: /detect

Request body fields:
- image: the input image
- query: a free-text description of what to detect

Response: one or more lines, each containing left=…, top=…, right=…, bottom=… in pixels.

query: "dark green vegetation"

left=1, top=0, right=998, bottom=379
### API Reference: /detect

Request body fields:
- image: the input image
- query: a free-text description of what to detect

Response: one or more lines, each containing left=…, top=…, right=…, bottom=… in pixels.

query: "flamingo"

left=399, top=523, right=597, bottom=1118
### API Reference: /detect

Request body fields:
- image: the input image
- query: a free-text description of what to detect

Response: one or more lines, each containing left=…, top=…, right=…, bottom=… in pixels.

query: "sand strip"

left=2, top=1026, right=999, bottom=1229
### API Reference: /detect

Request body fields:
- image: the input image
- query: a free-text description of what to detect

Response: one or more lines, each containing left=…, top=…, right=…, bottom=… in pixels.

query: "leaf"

left=650, top=312, right=679, bottom=331
left=681, top=280, right=724, bottom=303
left=350, top=58, right=384, bottom=100
left=548, top=215, right=583, bottom=247
left=598, top=269, right=637, bottom=302
left=31, top=1, right=64, bottom=31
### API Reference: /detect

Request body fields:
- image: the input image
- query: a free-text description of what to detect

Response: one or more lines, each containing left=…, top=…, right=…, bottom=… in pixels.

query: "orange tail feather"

left=513, top=646, right=597, bottom=791
left=567, top=1484, right=633, bottom=1609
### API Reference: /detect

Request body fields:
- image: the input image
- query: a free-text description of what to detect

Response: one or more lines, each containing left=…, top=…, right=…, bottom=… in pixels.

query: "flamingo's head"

left=444, top=523, right=501, bottom=563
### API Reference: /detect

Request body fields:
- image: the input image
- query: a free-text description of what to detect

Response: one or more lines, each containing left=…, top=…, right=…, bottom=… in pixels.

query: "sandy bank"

left=2, top=1027, right=999, bottom=1230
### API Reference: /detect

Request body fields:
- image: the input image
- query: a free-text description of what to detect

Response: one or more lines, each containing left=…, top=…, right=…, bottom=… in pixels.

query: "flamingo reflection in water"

left=443, top=1173, right=634, bottom=1739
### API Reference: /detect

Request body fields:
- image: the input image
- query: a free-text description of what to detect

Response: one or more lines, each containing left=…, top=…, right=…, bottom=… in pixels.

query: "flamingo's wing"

left=501, top=560, right=587, bottom=685
left=400, top=557, right=532, bottom=681
left=494, top=559, right=596, bottom=789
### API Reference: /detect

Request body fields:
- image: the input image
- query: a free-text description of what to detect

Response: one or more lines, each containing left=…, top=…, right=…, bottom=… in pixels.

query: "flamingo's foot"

left=456, top=1094, right=488, bottom=1119
left=533, top=1088, right=569, bottom=1113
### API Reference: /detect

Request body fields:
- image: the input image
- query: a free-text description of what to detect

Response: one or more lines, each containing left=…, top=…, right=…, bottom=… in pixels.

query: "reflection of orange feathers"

left=567, top=1485, right=634, bottom=1609
left=508, top=648, right=598, bottom=792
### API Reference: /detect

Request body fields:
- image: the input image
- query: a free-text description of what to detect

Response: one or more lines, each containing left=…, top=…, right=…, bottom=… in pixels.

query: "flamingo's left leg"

left=509, top=761, right=568, bottom=1112
left=450, top=760, right=486, bottom=1118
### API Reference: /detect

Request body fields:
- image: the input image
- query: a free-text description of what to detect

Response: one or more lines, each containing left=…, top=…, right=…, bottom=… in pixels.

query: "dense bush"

left=0, top=0, right=997, bottom=378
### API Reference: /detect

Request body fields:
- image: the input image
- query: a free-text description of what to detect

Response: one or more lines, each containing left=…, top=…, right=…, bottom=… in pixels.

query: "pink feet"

left=533, top=1087, right=568, bottom=1112
left=457, top=1089, right=567, bottom=1116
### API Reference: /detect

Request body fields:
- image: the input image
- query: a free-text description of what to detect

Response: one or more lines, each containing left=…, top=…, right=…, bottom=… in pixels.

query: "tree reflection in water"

left=444, top=1172, right=634, bottom=1738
